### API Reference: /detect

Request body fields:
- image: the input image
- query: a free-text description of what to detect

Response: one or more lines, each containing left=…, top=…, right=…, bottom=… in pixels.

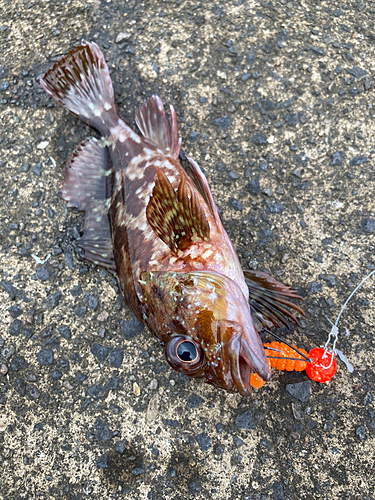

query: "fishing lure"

left=41, top=42, right=304, bottom=396
left=254, top=270, right=375, bottom=389
left=250, top=342, right=337, bottom=389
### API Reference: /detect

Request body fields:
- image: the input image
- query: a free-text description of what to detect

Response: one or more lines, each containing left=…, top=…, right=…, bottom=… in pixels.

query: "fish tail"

left=40, top=42, right=117, bottom=135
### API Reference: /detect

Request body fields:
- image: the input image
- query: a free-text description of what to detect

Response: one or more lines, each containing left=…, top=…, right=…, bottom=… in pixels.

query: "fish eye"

left=176, top=340, right=198, bottom=363
left=165, top=335, right=205, bottom=375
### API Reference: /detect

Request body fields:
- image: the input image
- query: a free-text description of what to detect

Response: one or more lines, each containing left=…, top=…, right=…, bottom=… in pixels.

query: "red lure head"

left=305, top=347, right=337, bottom=383
left=139, top=270, right=271, bottom=396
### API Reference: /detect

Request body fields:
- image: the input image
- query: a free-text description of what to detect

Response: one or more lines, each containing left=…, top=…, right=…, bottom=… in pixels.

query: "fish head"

left=139, top=270, right=271, bottom=396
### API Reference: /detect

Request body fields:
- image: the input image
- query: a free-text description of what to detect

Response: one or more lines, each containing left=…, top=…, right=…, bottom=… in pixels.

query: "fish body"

left=41, top=42, right=303, bottom=396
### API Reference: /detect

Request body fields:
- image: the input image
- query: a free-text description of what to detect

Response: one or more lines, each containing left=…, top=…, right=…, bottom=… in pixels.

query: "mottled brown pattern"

left=146, top=167, right=210, bottom=253
left=41, top=41, right=306, bottom=396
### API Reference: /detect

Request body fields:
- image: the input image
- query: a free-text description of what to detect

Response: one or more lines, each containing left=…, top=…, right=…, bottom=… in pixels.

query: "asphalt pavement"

left=0, top=1, right=374, bottom=499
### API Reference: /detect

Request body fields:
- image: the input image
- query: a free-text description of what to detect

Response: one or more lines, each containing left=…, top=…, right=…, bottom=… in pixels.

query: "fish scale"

left=41, top=41, right=305, bottom=396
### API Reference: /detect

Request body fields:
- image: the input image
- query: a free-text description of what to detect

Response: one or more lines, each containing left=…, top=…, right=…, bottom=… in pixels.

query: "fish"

left=40, top=42, right=304, bottom=396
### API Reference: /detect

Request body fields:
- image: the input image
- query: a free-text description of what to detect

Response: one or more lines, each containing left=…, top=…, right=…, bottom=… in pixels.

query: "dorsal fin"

left=185, top=155, right=221, bottom=225
left=62, top=138, right=116, bottom=272
left=135, top=96, right=181, bottom=159
left=146, top=168, right=210, bottom=253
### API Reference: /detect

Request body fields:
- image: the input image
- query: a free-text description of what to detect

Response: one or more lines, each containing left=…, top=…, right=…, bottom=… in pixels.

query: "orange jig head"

left=305, top=347, right=336, bottom=383
left=250, top=344, right=337, bottom=389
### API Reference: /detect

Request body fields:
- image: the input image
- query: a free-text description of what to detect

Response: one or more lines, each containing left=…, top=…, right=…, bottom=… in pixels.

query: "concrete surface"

left=0, top=0, right=374, bottom=499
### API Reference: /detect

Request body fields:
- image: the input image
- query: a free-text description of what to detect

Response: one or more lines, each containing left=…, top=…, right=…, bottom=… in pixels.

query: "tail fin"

left=41, top=42, right=117, bottom=134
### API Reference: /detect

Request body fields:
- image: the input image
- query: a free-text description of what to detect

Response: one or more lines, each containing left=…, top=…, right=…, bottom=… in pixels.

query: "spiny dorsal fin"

left=243, top=270, right=304, bottom=329
left=62, top=138, right=116, bottom=272
left=135, top=95, right=181, bottom=159
left=185, top=154, right=221, bottom=225
left=146, top=168, right=210, bottom=253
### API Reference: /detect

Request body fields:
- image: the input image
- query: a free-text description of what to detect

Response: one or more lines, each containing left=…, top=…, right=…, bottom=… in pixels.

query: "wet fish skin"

left=41, top=42, right=303, bottom=396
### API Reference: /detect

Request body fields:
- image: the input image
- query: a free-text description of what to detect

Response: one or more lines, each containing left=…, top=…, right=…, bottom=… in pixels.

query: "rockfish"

left=41, top=42, right=303, bottom=396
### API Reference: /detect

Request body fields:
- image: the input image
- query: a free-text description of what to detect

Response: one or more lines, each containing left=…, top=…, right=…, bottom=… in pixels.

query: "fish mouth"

left=217, top=320, right=271, bottom=397
left=230, top=339, right=271, bottom=397
left=241, top=337, right=271, bottom=383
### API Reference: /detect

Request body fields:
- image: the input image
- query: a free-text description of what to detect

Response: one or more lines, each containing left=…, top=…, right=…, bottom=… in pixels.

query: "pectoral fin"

left=146, top=168, right=210, bottom=253
left=243, top=270, right=304, bottom=329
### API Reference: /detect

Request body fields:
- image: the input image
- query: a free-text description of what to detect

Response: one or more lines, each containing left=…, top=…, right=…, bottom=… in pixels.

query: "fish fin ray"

left=62, top=137, right=116, bottom=272
left=62, top=138, right=107, bottom=210
left=243, top=269, right=304, bottom=329
left=135, top=96, right=181, bottom=158
left=40, top=42, right=116, bottom=134
left=146, top=168, right=210, bottom=253
left=184, top=155, right=221, bottom=225
left=77, top=231, right=116, bottom=273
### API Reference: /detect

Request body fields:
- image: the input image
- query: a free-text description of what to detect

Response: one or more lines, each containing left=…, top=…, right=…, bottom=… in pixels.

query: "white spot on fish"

left=135, top=183, right=148, bottom=195
left=202, top=249, right=213, bottom=260
left=128, top=130, right=141, bottom=143
left=127, top=169, right=142, bottom=181
left=104, top=102, right=112, bottom=110
left=111, top=126, right=121, bottom=136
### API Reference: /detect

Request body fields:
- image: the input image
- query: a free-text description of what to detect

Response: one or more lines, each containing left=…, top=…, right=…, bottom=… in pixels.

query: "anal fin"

left=146, top=168, right=210, bottom=253
left=62, top=138, right=116, bottom=272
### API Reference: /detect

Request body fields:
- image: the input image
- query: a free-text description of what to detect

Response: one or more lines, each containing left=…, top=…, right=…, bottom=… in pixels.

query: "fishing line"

left=320, top=269, right=375, bottom=372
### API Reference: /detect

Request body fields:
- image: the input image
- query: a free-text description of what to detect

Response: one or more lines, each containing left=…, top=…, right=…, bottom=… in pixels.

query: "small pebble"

left=97, top=310, right=109, bottom=322
left=235, top=411, right=255, bottom=430
left=2, top=345, right=15, bottom=359
left=36, top=266, right=52, bottom=281
left=109, top=348, right=124, bottom=368
left=29, top=385, right=40, bottom=399
left=149, top=378, right=158, bottom=390
left=91, top=343, right=110, bottom=361
left=133, top=382, right=141, bottom=396
left=116, top=32, right=132, bottom=43
left=95, top=418, right=111, bottom=442
left=85, top=293, right=98, bottom=311
left=286, top=381, right=311, bottom=402
left=96, top=453, right=108, bottom=469
left=252, top=132, right=267, bottom=145
left=36, top=348, right=54, bottom=367
left=186, top=393, right=204, bottom=409
left=0, top=364, right=8, bottom=375
left=120, top=320, right=144, bottom=339
left=195, top=432, right=211, bottom=452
